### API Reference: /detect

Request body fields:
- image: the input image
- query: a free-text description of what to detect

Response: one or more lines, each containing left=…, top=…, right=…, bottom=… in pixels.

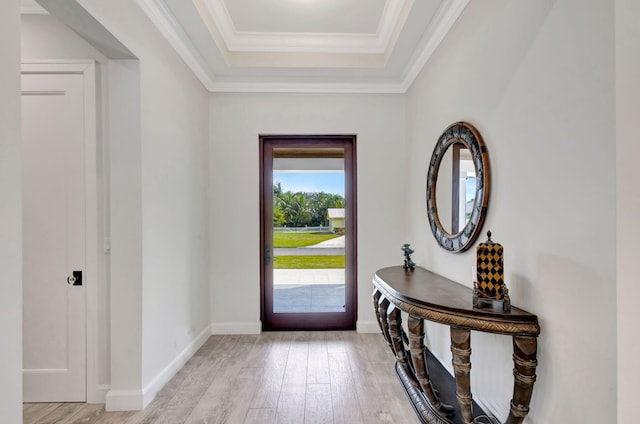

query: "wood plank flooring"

left=24, top=331, right=420, bottom=424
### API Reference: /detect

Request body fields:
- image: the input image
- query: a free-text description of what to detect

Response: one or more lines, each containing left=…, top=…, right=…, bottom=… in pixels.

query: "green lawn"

left=273, top=232, right=340, bottom=248
left=274, top=255, right=345, bottom=269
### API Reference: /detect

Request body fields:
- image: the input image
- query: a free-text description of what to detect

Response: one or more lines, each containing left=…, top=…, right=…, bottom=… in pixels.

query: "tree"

left=272, top=182, right=286, bottom=226
left=273, top=205, right=286, bottom=227
left=309, top=192, right=329, bottom=226
left=309, top=192, right=344, bottom=226
left=273, top=186, right=344, bottom=228
left=277, top=192, right=312, bottom=227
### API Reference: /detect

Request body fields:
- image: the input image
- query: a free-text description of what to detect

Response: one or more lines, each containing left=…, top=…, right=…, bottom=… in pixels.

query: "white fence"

left=274, top=226, right=331, bottom=232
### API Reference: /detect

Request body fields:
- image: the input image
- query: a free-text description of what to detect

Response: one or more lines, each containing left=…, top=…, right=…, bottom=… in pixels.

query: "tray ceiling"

left=25, top=0, right=469, bottom=93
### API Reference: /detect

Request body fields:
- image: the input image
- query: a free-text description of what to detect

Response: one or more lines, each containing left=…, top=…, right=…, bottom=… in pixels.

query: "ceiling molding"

left=377, top=0, right=414, bottom=56
left=400, top=0, right=470, bottom=92
left=192, top=0, right=393, bottom=69
left=21, top=0, right=48, bottom=14
left=206, top=80, right=407, bottom=94
left=135, top=0, right=469, bottom=93
left=195, top=0, right=412, bottom=54
left=135, top=0, right=216, bottom=89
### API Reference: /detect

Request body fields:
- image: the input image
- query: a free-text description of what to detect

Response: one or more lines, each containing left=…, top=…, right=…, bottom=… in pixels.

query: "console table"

left=373, top=266, right=540, bottom=424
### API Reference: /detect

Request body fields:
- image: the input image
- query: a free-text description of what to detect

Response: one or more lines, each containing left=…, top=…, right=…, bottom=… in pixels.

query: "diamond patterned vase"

left=476, top=231, right=505, bottom=300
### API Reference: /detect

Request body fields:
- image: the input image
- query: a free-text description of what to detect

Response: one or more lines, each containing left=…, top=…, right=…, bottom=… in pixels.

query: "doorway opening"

left=21, top=62, right=96, bottom=403
left=21, top=2, right=140, bottom=405
left=260, top=135, right=357, bottom=330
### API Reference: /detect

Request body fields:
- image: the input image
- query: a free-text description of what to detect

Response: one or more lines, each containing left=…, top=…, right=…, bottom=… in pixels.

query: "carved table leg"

left=387, top=304, right=408, bottom=365
left=373, top=288, right=392, bottom=348
left=506, top=336, right=538, bottom=424
left=373, top=288, right=382, bottom=330
left=450, top=327, right=473, bottom=424
left=377, top=294, right=392, bottom=352
left=408, top=315, right=455, bottom=417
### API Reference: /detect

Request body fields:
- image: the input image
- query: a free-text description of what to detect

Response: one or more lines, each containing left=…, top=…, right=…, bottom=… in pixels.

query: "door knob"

left=67, top=270, right=83, bottom=286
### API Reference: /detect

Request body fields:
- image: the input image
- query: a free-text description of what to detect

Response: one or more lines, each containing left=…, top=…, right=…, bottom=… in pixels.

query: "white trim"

left=400, top=0, right=470, bottom=92
left=20, top=5, right=48, bottom=14
left=81, top=62, right=101, bottom=405
left=135, top=0, right=467, bottom=93
left=377, top=0, right=413, bottom=55
left=134, top=0, right=216, bottom=89
left=94, top=384, right=111, bottom=403
left=21, top=60, right=101, bottom=404
left=21, top=60, right=95, bottom=74
left=210, top=322, right=262, bottom=335
left=195, top=0, right=412, bottom=54
left=212, top=32, right=384, bottom=54
left=208, top=81, right=406, bottom=94
left=139, top=326, right=211, bottom=408
left=356, top=320, right=382, bottom=334
left=105, top=389, right=144, bottom=412
left=20, top=0, right=48, bottom=15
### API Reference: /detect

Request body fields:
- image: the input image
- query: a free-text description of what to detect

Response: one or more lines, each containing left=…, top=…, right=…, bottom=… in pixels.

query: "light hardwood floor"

left=24, top=331, right=421, bottom=424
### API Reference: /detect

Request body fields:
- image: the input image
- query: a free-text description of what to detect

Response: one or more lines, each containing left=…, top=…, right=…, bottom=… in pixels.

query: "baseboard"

left=210, top=321, right=262, bottom=334
left=140, top=326, right=212, bottom=408
left=105, top=389, right=144, bottom=411
left=356, top=320, right=380, bottom=333
left=105, top=326, right=210, bottom=411
left=87, top=384, right=110, bottom=404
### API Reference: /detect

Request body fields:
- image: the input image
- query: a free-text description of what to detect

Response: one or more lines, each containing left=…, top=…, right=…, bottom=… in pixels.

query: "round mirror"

left=426, top=122, right=490, bottom=252
left=435, top=143, right=477, bottom=235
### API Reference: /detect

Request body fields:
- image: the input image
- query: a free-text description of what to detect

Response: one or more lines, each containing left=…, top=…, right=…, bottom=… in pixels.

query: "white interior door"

left=22, top=71, right=87, bottom=402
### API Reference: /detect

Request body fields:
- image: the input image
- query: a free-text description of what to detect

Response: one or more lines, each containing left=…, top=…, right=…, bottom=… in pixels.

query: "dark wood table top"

left=374, top=266, right=539, bottom=335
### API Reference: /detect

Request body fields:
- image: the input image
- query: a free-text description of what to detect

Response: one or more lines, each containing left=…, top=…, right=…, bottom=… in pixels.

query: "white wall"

left=406, top=0, right=615, bottom=422
left=616, top=0, right=640, bottom=422
left=208, top=93, right=407, bottom=333
left=22, top=0, right=211, bottom=409
left=0, top=0, right=22, bottom=421
left=137, top=40, right=210, bottom=401
left=75, top=0, right=211, bottom=407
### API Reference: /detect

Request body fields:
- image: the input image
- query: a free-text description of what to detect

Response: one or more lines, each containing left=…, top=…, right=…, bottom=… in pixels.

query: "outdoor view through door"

left=260, top=135, right=357, bottom=330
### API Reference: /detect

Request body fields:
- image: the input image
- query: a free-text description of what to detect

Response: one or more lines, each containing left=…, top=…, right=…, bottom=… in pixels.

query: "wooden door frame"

left=259, top=135, right=357, bottom=330
left=21, top=61, right=99, bottom=402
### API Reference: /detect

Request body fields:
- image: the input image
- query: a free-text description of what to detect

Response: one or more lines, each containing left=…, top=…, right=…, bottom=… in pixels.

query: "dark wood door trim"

left=260, top=134, right=358, bottom=331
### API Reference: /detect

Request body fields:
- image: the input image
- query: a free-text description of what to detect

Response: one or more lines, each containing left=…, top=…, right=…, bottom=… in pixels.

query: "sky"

left=274, top=171, right=345, bottom=196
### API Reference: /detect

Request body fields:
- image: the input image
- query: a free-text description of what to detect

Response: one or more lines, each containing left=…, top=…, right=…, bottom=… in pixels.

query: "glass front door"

left=260, top=136, right=356, bottom=330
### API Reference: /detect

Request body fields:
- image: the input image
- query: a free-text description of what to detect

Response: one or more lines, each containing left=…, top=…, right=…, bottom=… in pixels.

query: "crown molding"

left=196, top=0, right=412, bottom=54
left=136, top=0, right=468, bottom=93
left=207, top=80, right=406, bottom=94
left=21, top=0, right=48, bottom=14
left=135, top=0, right=216, bottom=89
left=400, top=0, right=470, bottom=92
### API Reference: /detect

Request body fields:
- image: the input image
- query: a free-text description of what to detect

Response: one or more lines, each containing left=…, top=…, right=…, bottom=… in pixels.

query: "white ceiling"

left=23, top=0, right=470, bottom=93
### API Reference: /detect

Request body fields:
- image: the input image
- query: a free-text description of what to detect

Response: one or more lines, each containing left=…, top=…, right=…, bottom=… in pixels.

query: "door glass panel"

left=271, top=152, right=346, bottom=313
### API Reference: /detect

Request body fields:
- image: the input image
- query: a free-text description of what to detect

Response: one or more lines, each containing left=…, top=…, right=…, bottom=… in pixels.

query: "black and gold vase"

left=473, top=231, right=511, bottom=312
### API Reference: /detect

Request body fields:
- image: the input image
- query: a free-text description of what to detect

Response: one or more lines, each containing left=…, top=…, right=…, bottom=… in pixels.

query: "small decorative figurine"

left=473, top=231, right=511, bottom=312
left=401, top=243, right=415, bottom=271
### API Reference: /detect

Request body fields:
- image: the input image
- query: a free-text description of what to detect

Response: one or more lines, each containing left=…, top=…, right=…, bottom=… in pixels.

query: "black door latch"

left=67, top=270, right=83, bottom=286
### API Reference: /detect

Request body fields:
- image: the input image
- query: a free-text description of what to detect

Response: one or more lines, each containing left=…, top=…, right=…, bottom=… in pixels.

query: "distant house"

left=327, top=208, right=345, bottom=233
